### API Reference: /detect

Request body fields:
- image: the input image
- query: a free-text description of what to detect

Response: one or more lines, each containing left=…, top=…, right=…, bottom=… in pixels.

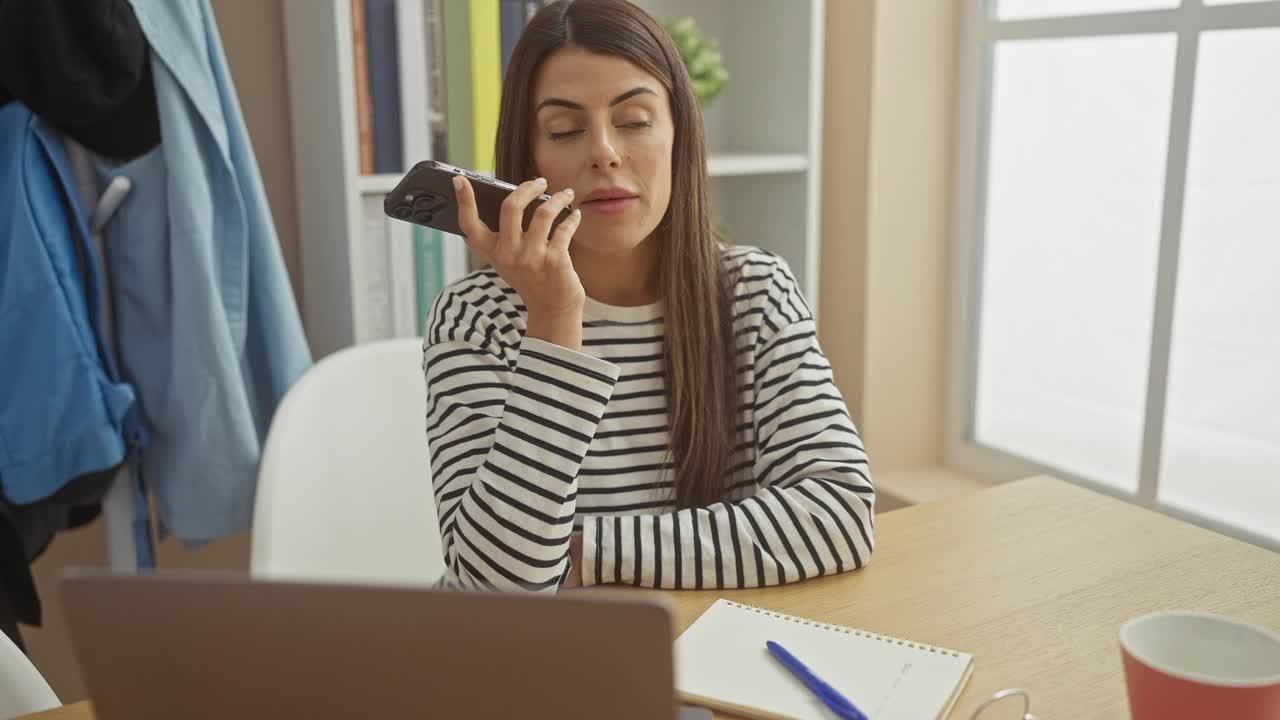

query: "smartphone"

left=383, top=159, right=573, bottom=237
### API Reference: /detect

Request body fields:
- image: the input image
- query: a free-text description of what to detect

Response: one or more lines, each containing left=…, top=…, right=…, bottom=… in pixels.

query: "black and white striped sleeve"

left=579, top=259, right=875, bottom=589
left=423, top=290, right=619, bottom=592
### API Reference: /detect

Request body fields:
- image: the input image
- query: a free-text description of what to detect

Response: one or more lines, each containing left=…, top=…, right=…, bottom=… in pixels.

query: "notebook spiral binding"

left=724, top=600, right=963, bottom=658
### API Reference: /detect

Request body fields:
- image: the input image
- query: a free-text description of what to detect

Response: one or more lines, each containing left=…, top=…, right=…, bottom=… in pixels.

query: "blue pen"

left=766, top=641, right=868, bottom=720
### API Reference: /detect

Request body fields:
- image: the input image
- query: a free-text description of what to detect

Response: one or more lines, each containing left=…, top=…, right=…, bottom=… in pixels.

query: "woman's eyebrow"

left=535, top=86, right=658, bottom=113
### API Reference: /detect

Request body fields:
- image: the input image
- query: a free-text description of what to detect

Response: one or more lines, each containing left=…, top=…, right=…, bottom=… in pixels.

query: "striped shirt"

left=422, top=245, right=875, bottom=591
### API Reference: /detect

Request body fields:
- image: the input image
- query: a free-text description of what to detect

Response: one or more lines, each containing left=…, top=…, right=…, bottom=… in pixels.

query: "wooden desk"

left=25, top=476, right=1280, bottom=720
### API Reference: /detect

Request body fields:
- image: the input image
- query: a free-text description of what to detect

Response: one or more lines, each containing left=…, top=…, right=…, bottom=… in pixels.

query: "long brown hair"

left=493, top=0, right=739, bottom=508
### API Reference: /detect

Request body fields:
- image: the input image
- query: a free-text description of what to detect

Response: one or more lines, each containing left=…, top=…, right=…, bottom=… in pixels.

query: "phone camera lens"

left=391, top=205, right=412, bottom=219
left=413, top=211, right=435, bottom=224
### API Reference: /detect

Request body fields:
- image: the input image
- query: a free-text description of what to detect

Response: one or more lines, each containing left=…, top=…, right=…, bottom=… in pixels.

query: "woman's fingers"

left=452, top=176, right=495, bottom=260
left=498, top=177, right=549, bottom=257
left=525, top=188, right=574, bottom=252
left=547, top=207, right=582, bottom=255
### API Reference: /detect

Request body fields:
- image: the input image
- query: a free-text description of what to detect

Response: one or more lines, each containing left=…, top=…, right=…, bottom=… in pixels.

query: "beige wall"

left=24, top=0, right=294, bottom=702
left=819, top=0, right=874, bottom=423
left=214, top=0, right=303, bottom=297
left=820, top=0, right=960, bottom=473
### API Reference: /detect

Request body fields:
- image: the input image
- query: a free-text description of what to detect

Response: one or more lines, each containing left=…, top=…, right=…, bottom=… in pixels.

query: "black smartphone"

left=383, top=160, right=573, bottom=236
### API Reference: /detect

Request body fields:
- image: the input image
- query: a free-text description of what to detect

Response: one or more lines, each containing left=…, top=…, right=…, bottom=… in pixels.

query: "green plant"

left=665, top=17, right=729, bottom=107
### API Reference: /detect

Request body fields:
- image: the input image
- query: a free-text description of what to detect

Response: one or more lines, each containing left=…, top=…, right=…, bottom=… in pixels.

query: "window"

left=949, top=0, right=1280, bottom=549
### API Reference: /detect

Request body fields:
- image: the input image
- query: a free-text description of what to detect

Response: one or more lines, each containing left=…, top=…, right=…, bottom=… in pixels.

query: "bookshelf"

left=284, top=0, right=825, bottom=358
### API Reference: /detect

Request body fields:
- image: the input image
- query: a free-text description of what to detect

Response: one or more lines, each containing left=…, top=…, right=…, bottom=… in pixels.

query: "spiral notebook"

left=675, top=600, right=974, bottom=720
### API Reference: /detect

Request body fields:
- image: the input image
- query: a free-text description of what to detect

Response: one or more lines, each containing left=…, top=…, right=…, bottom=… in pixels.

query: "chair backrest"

left=0, top=632, right=59, bottom=720
left=251, top=337, right=444, bottom=587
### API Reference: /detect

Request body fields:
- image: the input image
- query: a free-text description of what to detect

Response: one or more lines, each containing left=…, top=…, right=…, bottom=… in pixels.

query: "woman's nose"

left=588, top=128, right=622, bottom=169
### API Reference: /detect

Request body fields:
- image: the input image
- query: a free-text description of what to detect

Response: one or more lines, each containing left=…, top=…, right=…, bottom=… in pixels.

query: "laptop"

left=60, top=570, right=713, bottom=720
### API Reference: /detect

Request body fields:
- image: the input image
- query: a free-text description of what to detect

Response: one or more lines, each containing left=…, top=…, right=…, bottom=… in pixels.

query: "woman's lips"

left=580, top=196, right=638, bottom=214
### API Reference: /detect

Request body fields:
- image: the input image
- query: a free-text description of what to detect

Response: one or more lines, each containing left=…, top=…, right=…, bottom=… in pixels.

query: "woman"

left=424, top=0, right=873, bottom=591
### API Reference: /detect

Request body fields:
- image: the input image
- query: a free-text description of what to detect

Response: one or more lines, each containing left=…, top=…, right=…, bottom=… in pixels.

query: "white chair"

left=251, top=337, right=445, bottom=587
left=0, top=632, right=59, bottom=720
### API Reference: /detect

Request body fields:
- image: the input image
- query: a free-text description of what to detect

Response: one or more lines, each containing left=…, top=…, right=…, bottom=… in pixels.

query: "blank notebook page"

left=675, top=600, right=974, bottom=720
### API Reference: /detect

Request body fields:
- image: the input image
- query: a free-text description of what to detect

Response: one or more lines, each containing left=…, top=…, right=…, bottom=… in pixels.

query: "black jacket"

left=0, top=0, right=160, bottom=158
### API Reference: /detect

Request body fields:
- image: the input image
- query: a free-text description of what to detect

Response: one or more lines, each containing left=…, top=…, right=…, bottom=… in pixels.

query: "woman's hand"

left=453, top=175, right=586, bottom=350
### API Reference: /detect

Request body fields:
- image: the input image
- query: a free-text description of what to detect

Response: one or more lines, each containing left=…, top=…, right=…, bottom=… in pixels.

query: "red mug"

left=1120, top=611, right=1280, bottom=720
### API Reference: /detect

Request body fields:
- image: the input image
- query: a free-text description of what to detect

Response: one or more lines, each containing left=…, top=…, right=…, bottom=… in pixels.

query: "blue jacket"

left=88, top=0, right=311, bottom=543
left=0, top=104, right=142, bottom=506
left=0, top=102, right=156, bottom=567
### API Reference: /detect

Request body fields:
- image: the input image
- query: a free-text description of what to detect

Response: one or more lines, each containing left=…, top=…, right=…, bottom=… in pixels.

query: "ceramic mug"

left=1120, top=611, right=1280, bottom=719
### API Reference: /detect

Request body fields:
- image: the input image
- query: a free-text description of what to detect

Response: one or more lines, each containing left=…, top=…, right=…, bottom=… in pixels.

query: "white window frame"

left=946, top=0, right=1280, bottom=551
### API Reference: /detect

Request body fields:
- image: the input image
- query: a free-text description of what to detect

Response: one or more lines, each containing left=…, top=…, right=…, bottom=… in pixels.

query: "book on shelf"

left=499, top=0, right=524, bottom=78
left=386, top=212, right=419, bottom=337
left=413, top=226, right=446, bottom=335
left=366, top=0, right=404, bottom=174
left=424, top=0, right=449, bottom=161
left=351, top=0, right=375, bottom=174
left=441, top=0, right=476, bottom=170
left=469, top=0, right=501, bottom=173
left=397, top=0, right=431, bottom=170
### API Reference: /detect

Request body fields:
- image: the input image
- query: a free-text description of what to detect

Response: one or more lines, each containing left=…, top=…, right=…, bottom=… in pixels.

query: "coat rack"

left=66, top=141, right=138, bottom=573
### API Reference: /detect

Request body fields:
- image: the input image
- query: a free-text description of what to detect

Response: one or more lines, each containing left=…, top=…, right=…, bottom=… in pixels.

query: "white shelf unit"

left=284, top=0, right=824, bottom=358
left=706, top=153, right=809, bottom=177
